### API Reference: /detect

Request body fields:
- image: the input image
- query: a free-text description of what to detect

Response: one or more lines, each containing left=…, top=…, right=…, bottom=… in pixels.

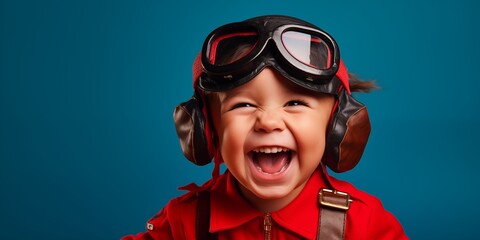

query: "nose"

left=254, top=109, right=286, bottom=133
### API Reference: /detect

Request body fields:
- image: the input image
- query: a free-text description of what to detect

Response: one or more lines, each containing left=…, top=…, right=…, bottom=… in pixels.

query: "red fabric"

left=192, top=53, right=202, bottom=88
left=122, top=167, right=408, bottom=240
left=336, top=59, right=350, bottom=94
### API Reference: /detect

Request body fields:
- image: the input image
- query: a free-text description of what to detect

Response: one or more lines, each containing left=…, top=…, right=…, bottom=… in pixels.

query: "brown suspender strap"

left=317, top=188, right=351, bottom=240
left=196, top=190, right=218, bottom=240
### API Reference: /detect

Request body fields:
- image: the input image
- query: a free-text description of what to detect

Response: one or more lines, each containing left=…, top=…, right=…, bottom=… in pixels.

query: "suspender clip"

left=319, top=188, right=352, bottom=211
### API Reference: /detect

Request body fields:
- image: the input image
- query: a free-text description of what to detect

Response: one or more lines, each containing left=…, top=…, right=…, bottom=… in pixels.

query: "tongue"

left=254, top=152, right=289, bottom=174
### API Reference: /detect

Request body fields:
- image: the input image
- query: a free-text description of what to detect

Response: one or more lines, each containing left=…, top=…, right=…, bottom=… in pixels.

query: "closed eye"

left=285, top=99, right=309, bottom=107
left=231, top=102, right=255, bottom=110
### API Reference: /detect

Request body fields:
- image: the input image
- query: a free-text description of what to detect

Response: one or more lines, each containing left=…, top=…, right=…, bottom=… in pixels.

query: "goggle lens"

left=209, top=30, right=332, bottom=70
left=209, top=32, right=258, bottom=66
left=281, top=30, right=332, bottom=70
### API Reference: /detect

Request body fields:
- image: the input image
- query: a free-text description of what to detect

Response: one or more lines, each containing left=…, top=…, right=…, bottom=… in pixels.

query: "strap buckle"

left=318, top=188, right=352, bottom=211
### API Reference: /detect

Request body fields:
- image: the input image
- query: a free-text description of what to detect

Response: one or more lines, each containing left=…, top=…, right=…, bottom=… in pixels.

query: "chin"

left=251, top=185, right=296, bottom=200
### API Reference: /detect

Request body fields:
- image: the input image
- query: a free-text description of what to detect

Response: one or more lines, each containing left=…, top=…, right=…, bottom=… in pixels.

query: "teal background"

left=1, top=0, right=479, bottom=239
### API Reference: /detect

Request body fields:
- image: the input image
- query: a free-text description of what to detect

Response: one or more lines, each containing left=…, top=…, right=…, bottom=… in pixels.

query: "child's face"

left=208, top=68, right=334, bottom=210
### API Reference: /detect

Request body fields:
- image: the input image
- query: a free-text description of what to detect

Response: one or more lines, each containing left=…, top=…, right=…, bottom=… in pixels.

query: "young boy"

left=123, top=15, right=408, bottom=239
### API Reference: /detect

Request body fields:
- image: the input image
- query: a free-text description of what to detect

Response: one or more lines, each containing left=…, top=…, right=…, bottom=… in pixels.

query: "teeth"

left=253, top=147, right=289, bottom=154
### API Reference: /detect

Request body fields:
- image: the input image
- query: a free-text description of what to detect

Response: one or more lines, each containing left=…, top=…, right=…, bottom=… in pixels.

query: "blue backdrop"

left=1, top=0, right=479, bottom=239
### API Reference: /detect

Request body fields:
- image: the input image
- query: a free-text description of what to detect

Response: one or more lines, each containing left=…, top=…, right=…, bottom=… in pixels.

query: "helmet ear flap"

left=323, top=89, right=371, bottom=172
left=173, top=93, right=213, bottom=166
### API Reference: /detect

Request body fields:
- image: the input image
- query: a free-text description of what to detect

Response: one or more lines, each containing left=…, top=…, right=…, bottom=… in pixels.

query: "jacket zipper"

left=264, top=213, right=272, bottom=240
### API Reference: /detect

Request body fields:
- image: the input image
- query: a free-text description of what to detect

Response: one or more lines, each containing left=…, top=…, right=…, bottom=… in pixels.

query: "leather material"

left=198, top=15, right=342, bottom=94
left=173, top=95, right=212, bottom=166
left=318, top=189, right=349, bottom=240
left=338, top=107, right=370, bottom=171
left=323, top=89, right=371, bottom=172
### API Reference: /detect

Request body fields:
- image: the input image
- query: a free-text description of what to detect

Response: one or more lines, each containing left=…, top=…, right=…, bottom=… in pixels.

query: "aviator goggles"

left=198, top=16, right=347, bottom=94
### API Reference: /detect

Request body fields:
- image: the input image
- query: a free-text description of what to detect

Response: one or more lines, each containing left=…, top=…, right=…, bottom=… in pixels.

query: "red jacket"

left=123, top=167, right=408, bottom=239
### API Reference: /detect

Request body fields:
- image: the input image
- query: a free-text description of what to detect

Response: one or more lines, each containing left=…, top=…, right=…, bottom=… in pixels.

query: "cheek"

left=301, top=124, right=327, bottom=151
left=216, top=116, right=251, bottom=163
left=303, top=99, right=334, bottom=149
left=293, top=113, right=331, bottom=162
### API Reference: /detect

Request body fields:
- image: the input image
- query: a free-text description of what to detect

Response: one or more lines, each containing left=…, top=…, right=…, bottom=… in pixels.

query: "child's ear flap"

left=323, top=90, right=371, bottom=173
left=173, top=94, right=213, bottom=166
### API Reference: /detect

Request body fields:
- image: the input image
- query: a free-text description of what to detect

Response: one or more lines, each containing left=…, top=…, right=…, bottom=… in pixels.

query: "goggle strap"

left=196, top=51, right=350, bottom=94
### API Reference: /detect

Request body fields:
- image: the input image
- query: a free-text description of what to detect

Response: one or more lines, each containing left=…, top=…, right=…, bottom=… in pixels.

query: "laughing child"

left=123, top=15, right=408, bottom=239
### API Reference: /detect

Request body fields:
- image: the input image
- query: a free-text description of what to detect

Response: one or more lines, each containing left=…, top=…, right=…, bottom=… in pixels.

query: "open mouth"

left=251, top=147, right=292, bottom=175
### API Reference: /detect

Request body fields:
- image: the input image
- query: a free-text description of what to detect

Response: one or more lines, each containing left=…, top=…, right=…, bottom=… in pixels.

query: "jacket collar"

left=210, top=170, right=328, bottom=239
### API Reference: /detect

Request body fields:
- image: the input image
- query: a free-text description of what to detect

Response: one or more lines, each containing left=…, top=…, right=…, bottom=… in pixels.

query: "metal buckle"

left=146, top=223, right=154, bottom=231
left=318, top=188, right=352, bottom=211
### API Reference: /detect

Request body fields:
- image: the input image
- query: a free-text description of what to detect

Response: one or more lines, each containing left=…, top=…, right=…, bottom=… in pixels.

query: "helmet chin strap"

left=212, top=150, right=223, bottom=179
left=177, top=150, right=223, bottom=193
left=183, top=133, right=222, bottom=193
